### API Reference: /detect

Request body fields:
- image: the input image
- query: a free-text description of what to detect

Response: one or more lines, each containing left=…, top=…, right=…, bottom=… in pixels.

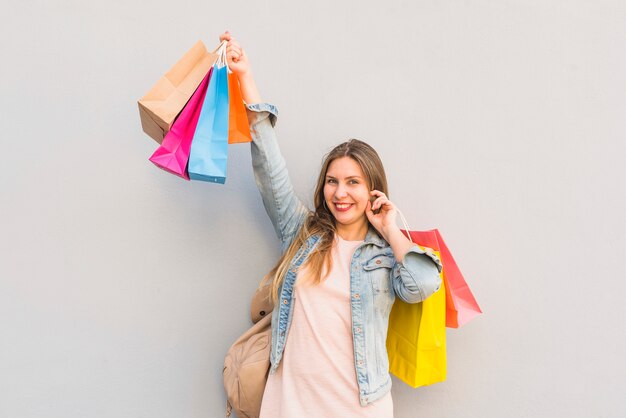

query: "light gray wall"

left=1, top=1, right=625, bottom=417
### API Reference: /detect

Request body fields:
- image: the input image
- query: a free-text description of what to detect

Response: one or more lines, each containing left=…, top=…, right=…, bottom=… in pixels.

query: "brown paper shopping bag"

left=138, top=40, right=217, bottom=143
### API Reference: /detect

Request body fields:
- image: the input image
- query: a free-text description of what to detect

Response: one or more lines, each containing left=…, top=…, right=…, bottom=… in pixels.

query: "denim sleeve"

left=391, top=246, right=443, bottom=304
left=246, top=103, right=309, bottom=253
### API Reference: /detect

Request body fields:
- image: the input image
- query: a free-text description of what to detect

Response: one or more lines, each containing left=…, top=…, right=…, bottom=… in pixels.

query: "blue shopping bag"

left=188, top=43, right=229, bottom=183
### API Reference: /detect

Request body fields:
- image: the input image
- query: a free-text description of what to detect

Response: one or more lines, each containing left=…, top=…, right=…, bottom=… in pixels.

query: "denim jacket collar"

left=363, top=225, right=387, bottom=248
left=331, top=225, right=387, bottom=248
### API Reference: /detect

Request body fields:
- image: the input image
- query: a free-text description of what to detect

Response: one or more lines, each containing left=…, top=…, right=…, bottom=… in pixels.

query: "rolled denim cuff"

left=393, top=245, right=443, bottom=302
left=245, top=102, right=279, bottom=127
left=405, top=245, right=443, bottom=273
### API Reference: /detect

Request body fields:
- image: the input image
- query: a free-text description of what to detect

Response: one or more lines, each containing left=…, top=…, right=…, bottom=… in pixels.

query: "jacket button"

left=354, top=294, right=360, bottom=299
left=376, top=259, right=382, bottom=264
left=355, top=327, right=361, bottom=333
left=283, top=299, right=288, bottom=305
left=260, top=311, right=266, bottom=316
left=358, top=360, right=363, bottom=365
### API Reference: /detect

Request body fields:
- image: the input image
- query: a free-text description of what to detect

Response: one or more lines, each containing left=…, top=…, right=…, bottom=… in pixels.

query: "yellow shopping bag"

left=386, top=248, right=446, bottom=388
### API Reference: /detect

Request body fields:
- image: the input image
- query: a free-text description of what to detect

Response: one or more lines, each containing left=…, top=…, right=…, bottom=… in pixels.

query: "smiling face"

left=312, top=139, right=389, bottom=238
left=323, top=157, right=371, bottom=233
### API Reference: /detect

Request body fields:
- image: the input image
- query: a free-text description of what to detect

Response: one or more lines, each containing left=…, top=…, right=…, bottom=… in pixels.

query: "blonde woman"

left=220, top=32, right=442, bottom=417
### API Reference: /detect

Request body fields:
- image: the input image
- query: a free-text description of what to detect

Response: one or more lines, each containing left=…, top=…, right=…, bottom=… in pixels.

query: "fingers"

left=219, top=31, right=231, bottom=42
left=371, top=197, right=392, bottom=211
left=220, top=32, right=243, bottom=52
left=227, top=49, right=241, bottom=62
left=369, top=190, right=393, bottom=211
left=225, top=38, right=244, bottom=63
left=219, top=31, right=241, bottom=52
left=227, top=46, right=243, bottom=60
left=227, top=40, right=242, bottom=52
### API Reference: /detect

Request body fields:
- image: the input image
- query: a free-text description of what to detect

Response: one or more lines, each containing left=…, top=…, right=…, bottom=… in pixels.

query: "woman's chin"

left=334, top=213, right=366, bottom=228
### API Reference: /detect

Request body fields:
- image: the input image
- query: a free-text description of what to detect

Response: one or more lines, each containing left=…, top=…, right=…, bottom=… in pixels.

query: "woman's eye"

left=349, top=180, right=359, bottom=185
left=327, top=179, right=337, bottom=184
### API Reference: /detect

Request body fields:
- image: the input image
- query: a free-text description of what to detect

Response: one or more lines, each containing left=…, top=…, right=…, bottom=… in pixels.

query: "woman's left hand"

left=365, top=190, right=399, bottom=238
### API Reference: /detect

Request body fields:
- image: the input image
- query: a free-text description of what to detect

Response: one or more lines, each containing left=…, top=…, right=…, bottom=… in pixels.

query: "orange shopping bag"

left=227, top=73, right=251, bottom=144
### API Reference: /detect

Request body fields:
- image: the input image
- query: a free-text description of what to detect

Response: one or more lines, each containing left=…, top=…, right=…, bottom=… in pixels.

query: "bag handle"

left=396, top=208, right=414, bottom=244
left=214, top=40, right=230, bottom=73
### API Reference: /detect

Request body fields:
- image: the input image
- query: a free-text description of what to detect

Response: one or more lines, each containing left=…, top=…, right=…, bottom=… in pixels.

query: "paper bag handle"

left=214, top=40, right=229, bottom=70
left=397, top=208, right=414, bottom=244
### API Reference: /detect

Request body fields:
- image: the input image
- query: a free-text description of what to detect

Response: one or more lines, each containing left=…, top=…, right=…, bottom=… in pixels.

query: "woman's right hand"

left=219, top=31, right=250, bottom=77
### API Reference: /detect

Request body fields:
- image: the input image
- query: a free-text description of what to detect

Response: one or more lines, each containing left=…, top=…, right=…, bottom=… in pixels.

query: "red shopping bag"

left=402, top=229, right=482, bottom=328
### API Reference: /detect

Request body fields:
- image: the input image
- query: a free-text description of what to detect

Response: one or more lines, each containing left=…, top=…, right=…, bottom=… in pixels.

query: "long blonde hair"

left=261, top=139, right=389, bottom=305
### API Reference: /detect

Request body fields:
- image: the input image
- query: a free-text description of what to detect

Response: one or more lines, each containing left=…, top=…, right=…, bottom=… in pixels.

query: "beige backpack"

left=223, top=286, right=274, bottom=417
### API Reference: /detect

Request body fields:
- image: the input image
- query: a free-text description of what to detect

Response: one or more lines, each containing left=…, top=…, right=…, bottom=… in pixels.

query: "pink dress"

left=259, top=235, right=394, bottom=418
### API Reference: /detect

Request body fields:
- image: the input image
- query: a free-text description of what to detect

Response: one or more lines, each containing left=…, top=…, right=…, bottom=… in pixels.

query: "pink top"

left=259, top=235, right=393, bottom=418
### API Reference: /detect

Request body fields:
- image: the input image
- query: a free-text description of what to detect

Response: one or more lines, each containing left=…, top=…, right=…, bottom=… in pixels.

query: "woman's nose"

left=334, top=184, right=348, bottom=198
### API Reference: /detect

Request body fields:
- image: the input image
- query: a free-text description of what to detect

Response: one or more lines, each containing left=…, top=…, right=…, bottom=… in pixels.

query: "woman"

left=220, top=32, right=443, bottom=417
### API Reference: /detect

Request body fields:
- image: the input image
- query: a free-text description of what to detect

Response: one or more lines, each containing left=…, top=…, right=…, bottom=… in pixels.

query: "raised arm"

left=220, top=32, right=308, bottom=251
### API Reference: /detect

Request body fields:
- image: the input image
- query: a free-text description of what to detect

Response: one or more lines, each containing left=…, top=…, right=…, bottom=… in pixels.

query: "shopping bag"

left=188, top=42, right=229, bottom=183
left=404, top=229, right=482, bottom=328
left=227, top=73, right=252, bottom=144
left=148, top=68, right=213, bottom=179
left=387, top=257, right=446, bottom=388
left=138, top=40, right=217, bottom=143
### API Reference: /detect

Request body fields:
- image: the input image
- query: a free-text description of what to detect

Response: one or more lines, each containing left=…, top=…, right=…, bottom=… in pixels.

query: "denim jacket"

left=246, top=103, right=443, bottom=406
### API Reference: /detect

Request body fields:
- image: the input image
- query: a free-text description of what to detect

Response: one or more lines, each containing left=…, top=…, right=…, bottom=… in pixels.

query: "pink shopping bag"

left=149, top=67, right=213, bottom=179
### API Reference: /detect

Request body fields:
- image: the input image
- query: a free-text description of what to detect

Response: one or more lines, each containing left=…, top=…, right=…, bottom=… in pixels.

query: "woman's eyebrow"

left=326, top=175, right=363, bottom=179
left=326, top=175, right=363, bottom=180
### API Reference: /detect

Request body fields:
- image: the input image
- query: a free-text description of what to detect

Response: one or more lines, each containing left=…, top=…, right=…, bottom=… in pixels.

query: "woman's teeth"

left=335, top=203, right=352, bottom=210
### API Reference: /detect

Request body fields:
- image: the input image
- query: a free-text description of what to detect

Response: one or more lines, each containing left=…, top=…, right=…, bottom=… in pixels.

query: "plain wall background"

left=1, top=1, right=625, bottom=417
